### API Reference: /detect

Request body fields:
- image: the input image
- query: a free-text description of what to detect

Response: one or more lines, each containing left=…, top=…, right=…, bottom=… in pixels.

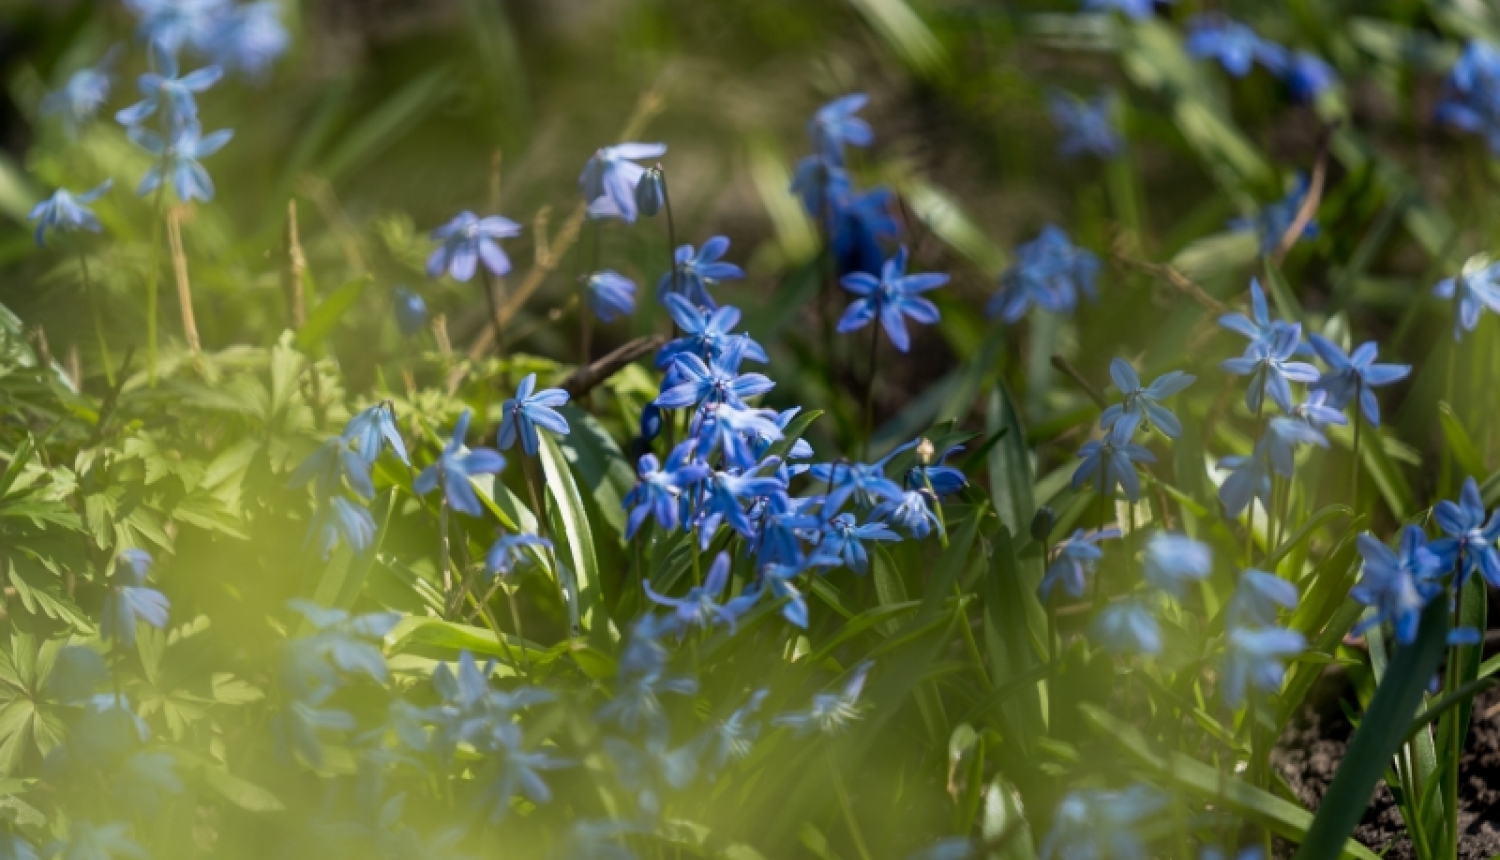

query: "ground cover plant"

left=7, top=0, right=1500, bottom=858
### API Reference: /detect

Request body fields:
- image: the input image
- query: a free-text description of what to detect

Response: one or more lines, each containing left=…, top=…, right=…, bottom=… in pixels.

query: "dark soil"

left=1273, top=680, right=1500, bottom=859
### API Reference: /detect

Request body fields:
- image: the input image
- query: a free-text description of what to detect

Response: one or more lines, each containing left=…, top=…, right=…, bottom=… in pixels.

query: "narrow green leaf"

left=295, top=274, right=372, bottom=352
left=1267, top=505, right=1352, bottom=569
left=1293, top=600, right=1450, bottom=860
left=1084, top=706, right=1380, bottom=860
left=539, top=432, right=605, bottom=639
left=1437, top=402, right=1484, bottom=479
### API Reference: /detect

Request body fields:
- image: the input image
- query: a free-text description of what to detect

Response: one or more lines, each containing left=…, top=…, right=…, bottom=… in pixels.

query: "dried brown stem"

left=167, top=207, right=201, bottom=352
left=560, top=333, right=668, bottom=399
left=1271, top=124, right=1335, bottom=265
left=1113, top=254, right=1229, bottom=315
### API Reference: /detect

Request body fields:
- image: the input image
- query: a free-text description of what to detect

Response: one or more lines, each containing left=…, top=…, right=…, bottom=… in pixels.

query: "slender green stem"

left=862, top=322, right=879, bottom=460
left=1442, top=553, right=1467, bottom=860
left=826, top=748, right=875, bottom=860
left=658, top=165, right=678, bottom=303
left=77, top=250, right=115, bottom=388
left=439, top=477, right=454, bottom=617
left=505, top=585, right=531, bottom=673
left=1350, top=380, right=1363, bottom=512
left=145, top=172, right=167, bottom=385
left=690, top=532, right=702, bottom=588
left=1248, top=394, right=1267, bottom=564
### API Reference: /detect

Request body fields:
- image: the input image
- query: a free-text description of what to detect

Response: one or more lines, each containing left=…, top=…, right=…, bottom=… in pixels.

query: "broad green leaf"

left=985, top=384, right=1034, bottom=538
left=557, top=404, right=637, bottom=541
left=539, top=432, right=606, bottom=639
left=981, top=525, right=1044, bottom=751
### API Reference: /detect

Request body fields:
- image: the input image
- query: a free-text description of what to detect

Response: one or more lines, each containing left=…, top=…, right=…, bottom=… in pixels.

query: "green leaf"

left=842, top=0, right=949, bottom=78
left=300, top=490, right=397, bottom=629
left=1438, top=402, right=1484, bottom=479
left=1084, top=706, right=1380, bottom=860
left=1260, top=255, right=1307, bottom=325
left=387, top=617, right=552, bottom=663
left=557, top=405, right=637, bottom=541
left=318, top=67, right=454, bottom=183
left=985, top=384, right=1034, bottom=538
left=1292, top=599, right=1450, bottom=860
left=981, top=524, right=1044, bottom=753
left=1266, top=505, right=1352, bottom=570
left=295, top=274, right=373, bottom=352
left=539, top=433, right=606, bottom=639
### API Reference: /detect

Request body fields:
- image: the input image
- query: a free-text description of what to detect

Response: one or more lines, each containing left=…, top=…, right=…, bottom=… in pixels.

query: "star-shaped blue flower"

left=342, top=401, right=408, bottom=466
left=1048, top=90, right=1122, bottom=160
left=116, top=42, right=223, bottom=131
left=486, top=532, right=553, bottom=578
left=1039, top=528, right=1120, bottom=602
left=499, top=373, right=571, bottom=456
left=656, top=295, right=767, bottom=369
left=1100, top=358, right=1195, bottom=443
left=837, top=246, right=947, bottom=352
left=1307, top=336, right=1409, bottom=427
left=654, top=353, right=774, bottom=411
left=988, top=225, right=1100, bottom=323
left=1221, top=625, right=1304, bottom=708
left=1220, top=323, right=1320, bottom=415
left=811, top=514, right=901, bottom=575
left=1353, top=527, right=1442, bottom=645
left=657, top=236, right=745, bottom=309
left=645, top=552, right=756, bottom=634
left=1430, top=477, right=1500, bottom=587
left=415, top=410, right=507, bottom=517
left=1071, top=437, right=1156, bottom=502
left=624, top=441, right=710, bottom=538
left=426, top=211, right=522, bottom=282
left=1185, top=16, right=1285, bottom=78
left=1433, top=256, right=1500, bottom=340
left=129, top=121, right=234, bottom=202
left=1436, top=40, right=1500, bottom=154
left=585, top=271, right=637, bottom=323
left=808, top=94, right=873, bottom=165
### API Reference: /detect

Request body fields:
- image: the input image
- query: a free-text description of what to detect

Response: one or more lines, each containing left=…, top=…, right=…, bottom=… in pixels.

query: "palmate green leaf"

left=1084, top=706, right=1380, bottom=860
left=539, top=432, right=606, bottom=640
left=1293, top=599, right=1450, bottom=860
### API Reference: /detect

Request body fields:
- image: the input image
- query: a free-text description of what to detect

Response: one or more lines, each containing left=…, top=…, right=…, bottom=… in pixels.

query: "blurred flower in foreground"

left=415, top=410, right=507, bottom=516
left=1093, top=600, right=1161, bottom=656
left=1143, top=532, right=1212, bottom=597
left=1230, top=174, right=1319, bottom=255
left=41, top=47, right=119, bottom=137
left=1040, top=785, right=1164, bottom=860
left=1220, top=625, right=1304, bottom=707
left=29, top=181, right=112, bottom=247
left=129, top=122, right=235, bottom=202
left=1434, top=254, right=1500, bottom=340
left=392, top=287, right=427, bottom=337
left=1437, top=40, right=1500, bottom=154
left=585, top=271, right=637, bottom=322
left=1185, top=16, right=1285, bottom=78
left=103, top=549, right=170, bottom=647
left=774, top=662, right=872, bottom=736
left=1353, top=527, right=1441, bottom=645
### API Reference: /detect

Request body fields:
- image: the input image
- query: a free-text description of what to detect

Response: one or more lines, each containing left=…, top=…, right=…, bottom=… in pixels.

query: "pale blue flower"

left=645, top=552, right=756, bottom=633
left=103, top=549, right=170, bottom=647
left=989, top=226, right=1100, bottom=322
left=1040, top=528, right=1120, bottom=602
left=1217, top=442, right=1271, bottom=520
left=486, top=532, right=552, bottom=578
left=1143, top=532, right=1212, bottom=597
left=1093, top=600, right=1161, bottom=656
left=41, top=48, right=118, bottom=137
left=414, top=410, right=507, bottom=517
left=1072, top=437, right=1156, bottom=502
left=426, top=211, right=521, bottom=281
left=1229, top=570, right=1299, bottom=628
left=116, top=42, right=222, bottom=131
left=657, top=236, right=745, bottom=309
left=773, top=662, right=872, bottom=736
left=1433, top=257, right=1500, bottom=340
left=1220, top=323, right=1320, bottom=415
left=581, top=142, right=667, bottom=223
left=1041, top=786, right=1164, bottom=860
left=28, top=181, right=112, bottom=247
left=129, top=122, right=234, bottom=202
left=1048, top=90, right=1122, bottom=159
left=811, top=514, right=901, bottom=574
left=809, top=94, right=873, bottom=165
left=1221, top=626, right=1304, bottom=707
left=1100, top=358, right=1195, bottom=443
left=1353, top=527, right=1442, bottom=645
left=204, top=1, right=289, bottom=78
left=586, top=271, right=637, bottom=322
left=838, top=246, right=947, bottom=352
left=873, top=490, right=942, bottom=539
left=1307, top=336, right=1409, bottom=427
left=1293, top=390, right=1346, bottom=428
left=1265, top=416, right=1326, bottom=477
left=342, top=402, right=408, bottom=466
left=1430, top=477, right=1500, bottom=587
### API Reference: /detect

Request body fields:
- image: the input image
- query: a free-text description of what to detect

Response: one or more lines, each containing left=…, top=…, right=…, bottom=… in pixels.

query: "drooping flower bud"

left=393, top=287, right=428, bottom=338
left=635, top=165, right=665, bottom=218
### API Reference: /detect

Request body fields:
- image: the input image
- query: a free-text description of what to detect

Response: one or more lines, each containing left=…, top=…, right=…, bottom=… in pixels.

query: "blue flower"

left=1433, top=256, right=1500, bottom=340
left=426, top=211, right=521, bottom=282
left=1071, top=437, right=1156, bottom=502
left=691, top=404, right=783, bottom=470
left=285, top=599, right=400, bottom=692
left=645, top=552, right=755, bottom=633
left=342, top=402, right=408, bottom=466
left=904, top=446, right=967, bottom=496
left=657, top=236, right=745, bottom=309
left=1048, top=90, right=1122, bottom=160
left=126, top=0, right=228, bottom=56
left=0, top=834, right=37, bottom=860
left=41, top=48, right=118, bottom=137
left=873, top=490, right=942, bottom=539
left=1220, top=323, right=1320, bottom=415
left=486, top=532, right=552, bottom=578
left=701, top=689, right=769, bottom=774
left=1230, top=174, right=1319, bottom=255
left=761, top=563, right=811, bottom=628
left=1436, top=40, right=1500, bottom=154
left=1143, top=532, right=1212, bottom=597
left=28, top=181, right=112, bottom=247
left=831, top=185, right=900, bottom=277
left=773, top=661, right=872, bottom=736
left=1100, top=358, right=1195, bottom=443
left=1293, top=390, right=1347, bottom=428
left=1265, top=416, right=1327, bottom=477
left=1093, top=600, right=1162, bottom=656
left=1229, top=570, right=1300, bottom=628
left=1039, top=528, right=1120, bottom=602
left=585, top=271, right=637, bottom=322
left=1202, top=847, right=1263, bottom=860
left=809, top=459, right=905, bottom=514
left=624, top=441, right=710, bottom=538
left=657, top=295, right=768, bottom=368
left=116, top=42, right=222, bottom=131
left=1081, top=0, right=1168, bottom=19
left=203, top=1, right=290, bottom=78
left=989, top=226, right=1101, bottom=323
left=414, top=410, right=507, bottom=517
left=290, top=435, right=374, bottom=501
left=129, top=122, right=233, bottom=202
left=311, top=497, right=377, bottom=557
left=392, top=286, right=427, bottom=337
left=811, top=514, right=901, bottom=574
left=499, top=373, right=571, bottom=456
left=1353, top=527, right=1442, bottom=645
left=634, top=165, right=665, bottom=217
left=698, top=460, right=786, bottom=543
left=1040, top=786, right=1164, bottom=860
left=1283, top=51, right=1337, bottom=102
left=1307, top=336, right=1410, bottom=427
left=639, top=403, right=664, bottom=442
left=1217, top=441, right=1271, bottom=519
left=1430, top=477, right=1500, bottom=587
left=480, top=746, right=571, bottom=822
left=837, top=246, right=947, bottom=352
left=599, top=617, right=698, bottom=736
left=580, top=142, right=667, bottom=223
left=1221, top=625, right=1304, bottom=707
left=1219, top=278, right=1298, bottom=352
left=808, top=94, right=873, bottom=165
left=1185, top=16, right=1285, bottom=77
left=655, top=353, right=774, bottom=410
left=753, top=495, right=820, bottom=567
left=103, top=549, right=170, bottom=647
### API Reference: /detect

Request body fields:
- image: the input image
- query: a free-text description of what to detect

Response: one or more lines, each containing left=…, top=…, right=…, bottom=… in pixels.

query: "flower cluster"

left=791, top=95, right=899, bottom=277
left=1185, top=15, right=1338, bottom=102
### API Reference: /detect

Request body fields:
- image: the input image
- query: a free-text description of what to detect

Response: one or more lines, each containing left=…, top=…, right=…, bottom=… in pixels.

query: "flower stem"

left=438, top=477, right=454, bottom=618
left=862, top=322, right=879, bottom=460
left=659, top=164, right=679, bottom=306
left=1248, top=394, right=1267, bottom=564
left=145, top=179, right=166, bottom=385
left=1350, top=380, right=1363, bottom=512
left=76, top=250, right=114, bottom=388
